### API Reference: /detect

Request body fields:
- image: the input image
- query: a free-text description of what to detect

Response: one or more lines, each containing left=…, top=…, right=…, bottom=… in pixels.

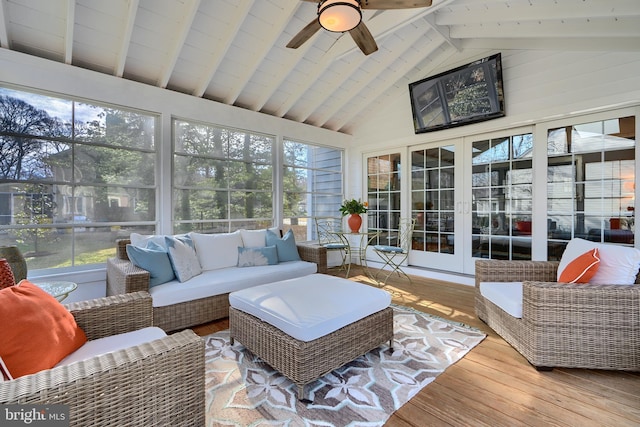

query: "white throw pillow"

left=191, top=231, right=243, bottom=271
left=558, top=238, right=640, bottom=285
left=164, top=235, right=202, bottom=282
left=239, top=229, right=267, bottom=248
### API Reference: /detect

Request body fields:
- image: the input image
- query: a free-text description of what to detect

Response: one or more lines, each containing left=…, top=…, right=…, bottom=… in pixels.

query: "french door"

left=409, top=128, right=534, bottom=275
left=409, top=140, right=466, bottom=272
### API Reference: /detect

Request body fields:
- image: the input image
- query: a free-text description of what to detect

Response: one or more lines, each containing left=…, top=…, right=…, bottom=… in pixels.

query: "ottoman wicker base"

left=229, top=305, right=394, bottom=400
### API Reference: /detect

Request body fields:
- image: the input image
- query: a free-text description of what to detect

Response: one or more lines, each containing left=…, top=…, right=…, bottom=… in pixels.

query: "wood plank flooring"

left=191, top=266, right=640, bottom=427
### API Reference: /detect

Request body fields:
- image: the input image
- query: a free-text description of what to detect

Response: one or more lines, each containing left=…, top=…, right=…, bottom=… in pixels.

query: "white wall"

left=350, top=50, right=640, bottom=151
left=0, top=48, right=353, bottom=300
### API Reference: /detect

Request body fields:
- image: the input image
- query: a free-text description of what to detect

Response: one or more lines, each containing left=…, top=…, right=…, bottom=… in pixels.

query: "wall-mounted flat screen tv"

left=409, top=53, right=505, bottom=134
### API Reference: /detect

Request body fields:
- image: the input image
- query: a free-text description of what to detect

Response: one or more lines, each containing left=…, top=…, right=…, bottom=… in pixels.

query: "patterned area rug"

left=205, top=304, right=486, bottom=426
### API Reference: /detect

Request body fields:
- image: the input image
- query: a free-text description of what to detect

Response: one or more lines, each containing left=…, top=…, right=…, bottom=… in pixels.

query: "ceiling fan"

left=287, top=0, right=433, bottom=56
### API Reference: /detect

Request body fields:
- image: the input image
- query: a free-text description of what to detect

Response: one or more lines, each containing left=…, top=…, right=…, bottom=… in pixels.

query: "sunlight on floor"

left=342, top=268, right=479, bottom=328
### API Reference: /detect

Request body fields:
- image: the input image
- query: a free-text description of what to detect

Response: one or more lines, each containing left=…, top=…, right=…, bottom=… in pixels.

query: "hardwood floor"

left=191, top=266, right=640, bottom=427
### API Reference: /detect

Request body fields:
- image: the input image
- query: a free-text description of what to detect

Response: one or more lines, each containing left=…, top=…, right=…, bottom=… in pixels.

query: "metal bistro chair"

left=373, top=218, right=416, bottom=285
left=315, top=218, right=350, bottom=277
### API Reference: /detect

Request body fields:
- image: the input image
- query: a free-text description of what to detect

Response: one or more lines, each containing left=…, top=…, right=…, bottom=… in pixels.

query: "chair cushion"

left=0, top=280, right=87, bottom=379
left=558, top=238, right=640, bottom=285
left=237, top=245, right=278, bottom=267
left=479, top=282, right=523, bottom=318
left=324, top=243, right=347, bottom=249
left=266, top=229, right=301, bottom=262
left=558, top=248, right=600, bottom=283
left=374, top=245, right=404, bottom=253
left=55, top=327, right=166, bottom=367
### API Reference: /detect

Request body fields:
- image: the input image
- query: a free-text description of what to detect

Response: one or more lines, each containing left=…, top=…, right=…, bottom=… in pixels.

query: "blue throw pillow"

left=237, top=245, right=278, bottom=267
left=266, top=229, right=301, bottom=262
left=126, top=244, right=175, bottom=287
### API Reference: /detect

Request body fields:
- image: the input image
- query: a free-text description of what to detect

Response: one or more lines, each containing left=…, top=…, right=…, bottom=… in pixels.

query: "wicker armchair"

left=0, top=291, right=205, bottom=426
left=475, top=260, right=640, bottom=371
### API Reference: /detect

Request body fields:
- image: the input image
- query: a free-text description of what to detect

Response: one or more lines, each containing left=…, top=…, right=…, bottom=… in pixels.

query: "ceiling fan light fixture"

left=318, top=0, right=362, bottom=33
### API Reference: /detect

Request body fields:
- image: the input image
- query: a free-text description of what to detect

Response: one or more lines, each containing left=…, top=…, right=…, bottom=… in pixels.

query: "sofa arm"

left=65, top=291, right=153, bottom=341
left=475, top=260, right=559, bottom=286
left=297, top=242, right=327, bottom=273
left=0, top=329, right=205, bottom=427
left=106, top=256, right=151, bottom=296
left=115, top=238, right=131, bottom=260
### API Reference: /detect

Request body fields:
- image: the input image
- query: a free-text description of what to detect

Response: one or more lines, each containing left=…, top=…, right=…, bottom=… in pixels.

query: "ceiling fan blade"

left=349, top=22, right=378, bottom=56
left=286, top=19, right=322, bottom=49
left=360, top=0, right=432, bottom=9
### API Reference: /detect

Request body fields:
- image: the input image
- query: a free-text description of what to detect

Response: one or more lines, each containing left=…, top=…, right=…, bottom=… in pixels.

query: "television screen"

left=409, top=53, right=505, bottom=134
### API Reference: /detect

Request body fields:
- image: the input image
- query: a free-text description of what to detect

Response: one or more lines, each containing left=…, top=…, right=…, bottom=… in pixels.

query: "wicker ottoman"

left=229, top=274, right=393, bottom=400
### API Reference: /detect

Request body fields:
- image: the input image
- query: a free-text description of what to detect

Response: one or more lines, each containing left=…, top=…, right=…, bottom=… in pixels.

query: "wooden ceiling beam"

left=0, top=0, right=9, bottom=49
left=157, top=0, right=201, bottom=89
left=223, top=1, right=299, bottom=105
left=192, top=0, right=254, bottom=98
left=64, top=0, right=75, bottom=64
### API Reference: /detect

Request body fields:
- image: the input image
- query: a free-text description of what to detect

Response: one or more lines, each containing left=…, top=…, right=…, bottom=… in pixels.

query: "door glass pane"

left=547, top=116, right=635, bottom=259
left=411, top=145, right=455, bottom=254
left=472, top=133, right=533, bottom=260
left=368, top=153, right=402, bottom=246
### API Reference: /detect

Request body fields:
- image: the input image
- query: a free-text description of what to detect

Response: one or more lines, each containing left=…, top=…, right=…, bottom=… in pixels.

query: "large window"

left=0, top=86, right=157, bottom=270
left=0, top=90, right=345, bottom=274
left=547, top=116, right=635, bottom=259
left=173, top=119, right=274, bottom=233
left=282, top=139, right=343, bottom=242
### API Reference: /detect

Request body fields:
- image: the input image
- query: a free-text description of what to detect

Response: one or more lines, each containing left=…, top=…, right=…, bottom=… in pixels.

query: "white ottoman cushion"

left=480, top=281, right=523, bottom=318
left=229, top=274, right=391, bottom=342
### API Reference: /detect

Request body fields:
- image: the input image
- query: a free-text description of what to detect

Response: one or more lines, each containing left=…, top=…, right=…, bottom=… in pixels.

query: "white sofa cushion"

left=238, top=227, right=281, bottom=248
left=239, top=229, right=267, bottom=248
left=55, top=327, right=166, bottom=367
left=149, top=260, right=317, bottom=307
left=479, top=282, right=523, bottom=318
left=558, top=238, right=640, bottom=285
left=191, top=231, right=243, bottom=271
left=229, top=274, right=392, bottom=342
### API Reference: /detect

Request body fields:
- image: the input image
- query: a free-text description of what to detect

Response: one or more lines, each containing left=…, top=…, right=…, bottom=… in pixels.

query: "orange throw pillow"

left=558, top=248, right=600, bottom=283
left=0, top=280, right=87, bottom=378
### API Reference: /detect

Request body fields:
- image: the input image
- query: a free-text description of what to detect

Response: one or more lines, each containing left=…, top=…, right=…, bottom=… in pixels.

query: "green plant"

left=339, top=198, right=368, bottom=216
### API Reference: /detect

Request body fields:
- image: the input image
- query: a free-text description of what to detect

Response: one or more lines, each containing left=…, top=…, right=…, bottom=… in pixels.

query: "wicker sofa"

left=107, top=237, right=327, bottom=332
left=475, top=260, right=640, bottom=371
left=0, top=291, right=205, bottom=426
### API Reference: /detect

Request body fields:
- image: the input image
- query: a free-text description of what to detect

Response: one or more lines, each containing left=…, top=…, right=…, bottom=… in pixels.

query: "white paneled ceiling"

left=0, top=0, right=638, bottom=134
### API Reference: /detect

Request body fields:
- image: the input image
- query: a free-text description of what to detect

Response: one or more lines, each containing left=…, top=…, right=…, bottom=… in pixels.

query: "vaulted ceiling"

left=1, top=0, right=638, bottom=135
